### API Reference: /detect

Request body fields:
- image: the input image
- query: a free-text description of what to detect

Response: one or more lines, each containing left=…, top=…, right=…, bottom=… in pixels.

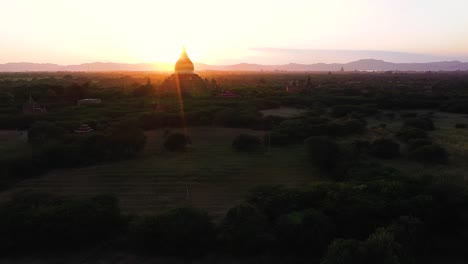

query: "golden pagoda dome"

left=174, top=46, right=195, bottom=74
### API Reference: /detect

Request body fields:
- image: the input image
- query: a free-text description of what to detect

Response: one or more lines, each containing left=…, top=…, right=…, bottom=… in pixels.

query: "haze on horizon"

left=2, top=0, right=468, bottom=66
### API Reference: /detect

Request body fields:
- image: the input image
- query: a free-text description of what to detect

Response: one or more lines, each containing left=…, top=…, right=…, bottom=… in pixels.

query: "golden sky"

left=1, top=0, right=468, bottom=64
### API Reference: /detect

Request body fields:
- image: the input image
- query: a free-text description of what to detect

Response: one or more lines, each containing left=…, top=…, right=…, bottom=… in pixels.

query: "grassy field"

left=367, top=110, right=468, bottom=182
left=2, top=111, right=467, bottom=219
left=0, top=127, right=316, bottom=219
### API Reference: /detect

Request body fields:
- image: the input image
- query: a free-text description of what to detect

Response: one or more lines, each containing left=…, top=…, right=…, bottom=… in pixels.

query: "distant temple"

left=285, top=76, right=312, bottom=93
left=23, top=95, right=47, bottom=114
left=74, top=123, right=94, bottom=134
left=160, top=47, right=208, bottom=95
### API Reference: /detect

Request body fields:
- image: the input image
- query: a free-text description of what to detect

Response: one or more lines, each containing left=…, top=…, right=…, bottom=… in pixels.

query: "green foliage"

left=129, top=207, right=215, bottom=256
left=322, top=228, right=400, bottom=264
left=219, top=204, right=274, bottom=255
left=276, top=209, right=335, bottom=255
left=368, top=138, right=400, bottom=159
left=331, top=104, right=378, bottom=118
left=232, top=134, right=262, bottom=152
left=455, top=123, right=467, bottom=129
left=28, top=121, right=68, bottom=145
left=408, top=138, right=433, bottom=151
left=321, top=238, right=362, bottom=264
left=213, top=108, right=262, bottom=128
left=305, top=136, right=341, bottom=171
left=409, top=144, right=449, bottom=164
left=403, top=117, right=435, bottom=130
left=396, top=127, right=428, bottom=142
left=106, top=120, right=147, bottom=159
left=0, top=192, right=126, bottom=253
left=164, top=132, right=190, bottom=151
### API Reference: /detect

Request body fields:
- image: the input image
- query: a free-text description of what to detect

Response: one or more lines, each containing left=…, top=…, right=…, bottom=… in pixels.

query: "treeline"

left=1, top=168, right=467, bottom=263
left=0, top=120, right=146, bottom=189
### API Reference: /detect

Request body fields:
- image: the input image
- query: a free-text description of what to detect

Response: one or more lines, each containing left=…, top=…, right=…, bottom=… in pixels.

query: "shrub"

left=305, top=136, right=341, bottom=171
left=321, top=229, right=400, bottom=264
left=276, top=209, right=335, bottom=255
left=219, top=204, right=273, bottom=255
left=232, top=134, right=262, bottom=152
left=0, top=192, right=126, bottom=253
left=409, top=145, right=448, bottom=164
left=403, top=117, right=434, bottom=130
left=106, top=120, right=147, bottom=159
left=321, top=238, right=363, bottom=264
left=455, top=123, right=467, bottom=129
left=268, top=131, right=290, bottom=145
left=28, top=121, right=67, bottom=145
left=164, top=132, right=190, bottom=151
left=368, top=138, right=400, bottom=159
left=396, top=127, right=428, bottom=142
left=246, top=185, right=302, bottom=220
left=408, top=138, right=432, bottom=151
left=130, top=207, right=215, bottom=256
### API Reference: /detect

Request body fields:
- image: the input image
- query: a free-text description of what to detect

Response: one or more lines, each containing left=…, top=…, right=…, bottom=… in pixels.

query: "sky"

left=1, top=0, right=468, bottom=66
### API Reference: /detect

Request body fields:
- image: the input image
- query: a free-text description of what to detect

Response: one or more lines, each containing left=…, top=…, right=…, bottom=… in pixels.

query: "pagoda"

left=160, top=47, right=208, bottom=96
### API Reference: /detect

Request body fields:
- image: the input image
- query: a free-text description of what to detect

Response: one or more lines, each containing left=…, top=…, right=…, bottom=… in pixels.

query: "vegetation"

left=1, top=71, right=468, bottom=262
left=232, top=134, right=262, bottom=152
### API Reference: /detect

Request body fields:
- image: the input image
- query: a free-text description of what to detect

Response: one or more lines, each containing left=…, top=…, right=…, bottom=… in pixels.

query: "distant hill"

left=1, top=59, right=468, bottom=72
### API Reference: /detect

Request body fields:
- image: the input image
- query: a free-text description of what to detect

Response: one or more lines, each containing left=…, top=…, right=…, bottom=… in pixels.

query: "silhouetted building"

left=160, top=47, right=208, bottom=95
left=23, top=95, right=47, bottom=114
left=74, top=124, right=94, bottom=134
left=285, top=77, right=312, bottom=93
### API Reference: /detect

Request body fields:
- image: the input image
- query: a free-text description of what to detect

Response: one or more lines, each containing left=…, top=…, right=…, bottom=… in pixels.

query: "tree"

left=232, top=134, right=262, bottom=152
left=164, top=132, right=190, bottom=151
left=219, top=204, right=273, bottom=255
left=368, top=138, right=400, bottom=159
left=403, top=117, right=434, bottom=131
left=106, top=121, right=146, bottom=159
left=276, top=209, right=335, bottom=255
left=409, top=145, right=448, bottom=164
left=28, top=121, right=67, bottom=145
left=305, top=136, right=341, bottom=171
left=396, top=127, right=427, bottom=142
left=130, top=207, right=215, bottom=256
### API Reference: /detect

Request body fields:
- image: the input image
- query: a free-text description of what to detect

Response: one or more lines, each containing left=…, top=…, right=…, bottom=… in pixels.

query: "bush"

left=276, top=209, right=335, bottom=255
left=106, top=120, right=147, bottom=159
left=322, top=229, right=400, bottom=264
left=396, top=127, right=428, bottom=142
left=28, top=121, right=67, bottom=145
left=409, top=145, right=448, bottom=164
left=130, top=207, right=215, bottom=256
left=305, top=136, right=341, bottom=171
left=0, top=192, right=126, bottom=253
left=455, top=123, right=467, bottom=129
left=232, top=134, right=262, bottom=152
left=219, top=204, right=273, bottom=255
left=164, top=132, right=190, bottom=151
left=368, top=138, right=400, bottom=159
left=321, top=238, right=362, bottom=264
left=403, top=117, right=434, bottom=130
left=408, top=138, right=432, bottom=151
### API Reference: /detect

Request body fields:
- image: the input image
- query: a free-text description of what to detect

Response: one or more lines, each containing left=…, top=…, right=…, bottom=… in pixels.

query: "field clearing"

left=0, top=127, right=316, bottom=219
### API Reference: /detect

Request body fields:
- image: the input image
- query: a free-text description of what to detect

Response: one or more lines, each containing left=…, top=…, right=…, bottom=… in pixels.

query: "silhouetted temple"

left=161, top=47, right=208, bottom=96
